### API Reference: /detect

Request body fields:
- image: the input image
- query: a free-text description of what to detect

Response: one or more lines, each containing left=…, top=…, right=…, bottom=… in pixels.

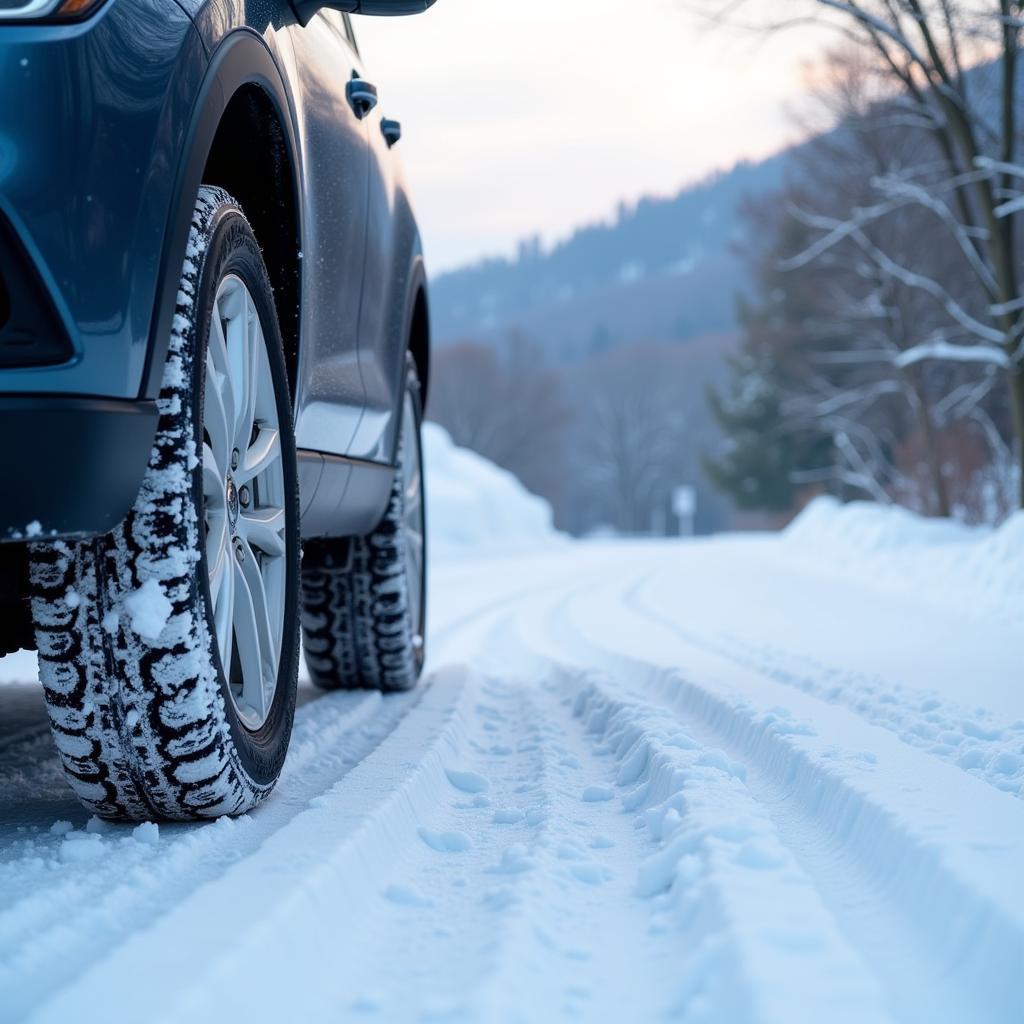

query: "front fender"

left=141, top=26, right=302, bottom=397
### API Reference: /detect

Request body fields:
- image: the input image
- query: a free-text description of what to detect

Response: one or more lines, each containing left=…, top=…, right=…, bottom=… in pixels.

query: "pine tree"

left=704, top=213, right=833, bottom=514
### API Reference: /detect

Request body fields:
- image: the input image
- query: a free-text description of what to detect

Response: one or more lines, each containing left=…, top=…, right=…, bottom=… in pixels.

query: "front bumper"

left=0, top=396, right=157, bottom=540
left=0, top=0, right=204, bottom=400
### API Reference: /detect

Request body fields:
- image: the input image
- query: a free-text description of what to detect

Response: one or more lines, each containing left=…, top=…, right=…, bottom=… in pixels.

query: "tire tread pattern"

left=28, top=187, right=277, bottom=820
left=300, top=377, right=422, bottom=694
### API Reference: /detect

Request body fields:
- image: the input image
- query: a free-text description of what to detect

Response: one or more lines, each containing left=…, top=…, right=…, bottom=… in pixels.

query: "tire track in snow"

left=3, top=542, right=1020, bottom=1022
left=464, top=651, right=689, bottom=1023
left=0, top=557, right=606, bottom=1021
left=623, top=561, right=1024, bottom=800
left=0, top=685, right=418, bottom=1021
left=319, top=669, right=562, bottom=1021
left=27, top=665, right=477, bottom=1023
left=427, top=557, right=613, bottom=668
left=278, top=614, right=690, bottom=1023
left=525, top=563, right=1024, bottom=1024
left=471, top=564, right=893, bottom=1024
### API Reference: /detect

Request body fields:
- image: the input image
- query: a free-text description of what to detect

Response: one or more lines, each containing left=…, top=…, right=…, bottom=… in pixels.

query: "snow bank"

left=423, top=423, right=562, bottom=558
left=781, top=496, right=1024, bottom=625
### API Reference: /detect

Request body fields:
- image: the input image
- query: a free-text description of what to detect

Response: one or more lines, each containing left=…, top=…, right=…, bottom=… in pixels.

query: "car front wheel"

left=29, top=186, right=301, bottom=821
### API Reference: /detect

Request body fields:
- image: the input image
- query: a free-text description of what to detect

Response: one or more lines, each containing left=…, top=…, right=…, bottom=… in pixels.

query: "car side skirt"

left=297, top=449, right=394, bottom=540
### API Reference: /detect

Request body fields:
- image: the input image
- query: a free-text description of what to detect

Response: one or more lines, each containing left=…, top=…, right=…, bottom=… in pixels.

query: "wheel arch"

left=142, top=30, right=303, bottom=399
left=407, top=274, right=431, bottom=413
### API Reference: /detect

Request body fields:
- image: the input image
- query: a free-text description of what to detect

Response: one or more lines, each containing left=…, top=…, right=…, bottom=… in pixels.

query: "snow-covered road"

left=1, top=532, right=1021, bottom=1023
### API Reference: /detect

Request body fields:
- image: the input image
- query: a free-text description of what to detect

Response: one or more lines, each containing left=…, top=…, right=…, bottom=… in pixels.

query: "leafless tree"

left=571, top=345, right=697, bottom=533
left=426, top=335, right=571, bottom=515
left=705, top=0, right=1024, bottom=508
left=788, top=54, right=1007, bottom=515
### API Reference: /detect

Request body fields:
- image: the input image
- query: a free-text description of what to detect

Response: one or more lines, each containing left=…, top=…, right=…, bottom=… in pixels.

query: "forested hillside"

left=430, top=157, right=786, bottom=357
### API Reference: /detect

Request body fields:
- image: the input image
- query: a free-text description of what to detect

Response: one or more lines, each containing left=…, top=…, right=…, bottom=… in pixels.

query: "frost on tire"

left=28, top=187, right=299, bottom=821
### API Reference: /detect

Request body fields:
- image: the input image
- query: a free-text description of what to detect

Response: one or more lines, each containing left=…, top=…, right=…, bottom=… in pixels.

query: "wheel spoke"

left=213, top=547, right=235, bottom=675
left=236, top=427, right=281, bottom=487
left=239, top=505, right=287, bottom=558
left=204, top=342, right=233, bottom=470
left=208, top=526, right=230, bottom=604
left=233, top=542, right=277, bottom=722
left=228, top=291, right=261, bottom=453
left=202, top=443, right=224, bottom=501
left=203, top=438, right=230, bottom=613
left=203, top=273, right=288, bottom=731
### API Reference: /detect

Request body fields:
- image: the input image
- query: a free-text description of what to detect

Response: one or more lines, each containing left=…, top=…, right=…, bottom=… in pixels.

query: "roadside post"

left=672, top=485, right=696, bottom=537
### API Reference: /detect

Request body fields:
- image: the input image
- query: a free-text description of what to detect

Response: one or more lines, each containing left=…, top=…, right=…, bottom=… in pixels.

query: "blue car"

left=0, top=0, right=433, bottom=820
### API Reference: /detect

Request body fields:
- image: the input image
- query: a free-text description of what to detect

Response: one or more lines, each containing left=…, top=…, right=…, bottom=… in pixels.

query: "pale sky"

left=356, top=1, right=829, bottom=273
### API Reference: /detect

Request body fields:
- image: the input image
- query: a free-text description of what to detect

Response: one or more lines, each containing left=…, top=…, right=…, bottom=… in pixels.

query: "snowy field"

left=0, top=427, right=1021, bottom=1023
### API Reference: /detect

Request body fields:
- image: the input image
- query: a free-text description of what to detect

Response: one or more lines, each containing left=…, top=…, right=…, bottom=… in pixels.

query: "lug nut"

left=239, top=485, right=250, bottom=508
left=235, top=543, right=245, bottom=563
left=231, top=449, right=240, bottom=470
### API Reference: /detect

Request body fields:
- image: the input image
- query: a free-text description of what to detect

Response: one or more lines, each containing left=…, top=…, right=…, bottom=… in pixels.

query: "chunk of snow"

left=383, top=883, right=432, bottom=907
left=132, top=823, right=160, bottom=846
left=417, top=827, right=472, bottom=853
left=445, top=768, right=490, bottom=794
left=492, top=807, right=524, bottom=825
left=490, top=843, right=532, bottom=875
left=123, top=579, right=173, bottom=640
left=568, top=861, right=607, bottom=886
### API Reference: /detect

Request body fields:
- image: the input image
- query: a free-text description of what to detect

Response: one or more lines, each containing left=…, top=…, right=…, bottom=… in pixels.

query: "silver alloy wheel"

left=401, top=388, right=425, bottom=654
left=201, top=274, right=287, bottom=731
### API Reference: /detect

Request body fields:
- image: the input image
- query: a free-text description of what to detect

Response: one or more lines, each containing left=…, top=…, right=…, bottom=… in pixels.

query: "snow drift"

left=780, top=496, right=1023, bottom=626
left=423, top=423, right=561, bottom=557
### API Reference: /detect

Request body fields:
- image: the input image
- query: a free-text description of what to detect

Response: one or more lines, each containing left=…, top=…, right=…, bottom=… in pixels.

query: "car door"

left=343, top=15, right=415, bottom=464
left=279, top=11, right=369, bottom=457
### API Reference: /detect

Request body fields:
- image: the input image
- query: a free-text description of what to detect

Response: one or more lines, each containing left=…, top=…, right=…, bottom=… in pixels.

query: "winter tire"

left=28, top=187, right=301, bottom=821
left=300, top=358, right=426, bottom=692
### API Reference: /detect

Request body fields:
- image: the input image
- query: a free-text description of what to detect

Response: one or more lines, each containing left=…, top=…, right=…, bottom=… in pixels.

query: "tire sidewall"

left=192, top=201, right=300, bottom=785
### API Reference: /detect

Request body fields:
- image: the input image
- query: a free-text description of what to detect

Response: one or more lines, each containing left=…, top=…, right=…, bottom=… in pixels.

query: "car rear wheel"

left=300, top=358, right=427, bottom=692
left=28, top=186, right=300, bottom=821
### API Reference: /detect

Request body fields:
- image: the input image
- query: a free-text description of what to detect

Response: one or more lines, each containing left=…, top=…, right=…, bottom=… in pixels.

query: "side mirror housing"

left=291, top=0, right=436, bottom=26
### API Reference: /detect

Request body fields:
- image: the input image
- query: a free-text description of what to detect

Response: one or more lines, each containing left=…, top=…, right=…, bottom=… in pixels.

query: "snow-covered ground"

left=0, top=436, right=1021, bottom=1023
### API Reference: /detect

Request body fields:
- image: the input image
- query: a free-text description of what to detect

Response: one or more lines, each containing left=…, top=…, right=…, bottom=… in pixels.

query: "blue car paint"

left=0, top=1, right=205, bottom=398
left=0, top=0, right=429, bottom=539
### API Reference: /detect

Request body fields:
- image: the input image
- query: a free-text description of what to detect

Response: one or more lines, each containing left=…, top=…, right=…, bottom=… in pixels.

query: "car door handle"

left=347, top=75, right=378, bottom=120
left=381, top=118, right=402, bottom=148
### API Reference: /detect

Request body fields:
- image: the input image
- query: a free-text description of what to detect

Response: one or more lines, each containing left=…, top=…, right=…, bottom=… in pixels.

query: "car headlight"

left=0, top=0, right=106, bottom=21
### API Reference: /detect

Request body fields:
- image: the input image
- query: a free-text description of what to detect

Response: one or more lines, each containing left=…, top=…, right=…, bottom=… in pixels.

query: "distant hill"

left=429, top=155, right=788, bottom=360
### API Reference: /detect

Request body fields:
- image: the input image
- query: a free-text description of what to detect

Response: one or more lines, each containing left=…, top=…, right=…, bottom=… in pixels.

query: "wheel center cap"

left=226, top=477, right=239, bottom=530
